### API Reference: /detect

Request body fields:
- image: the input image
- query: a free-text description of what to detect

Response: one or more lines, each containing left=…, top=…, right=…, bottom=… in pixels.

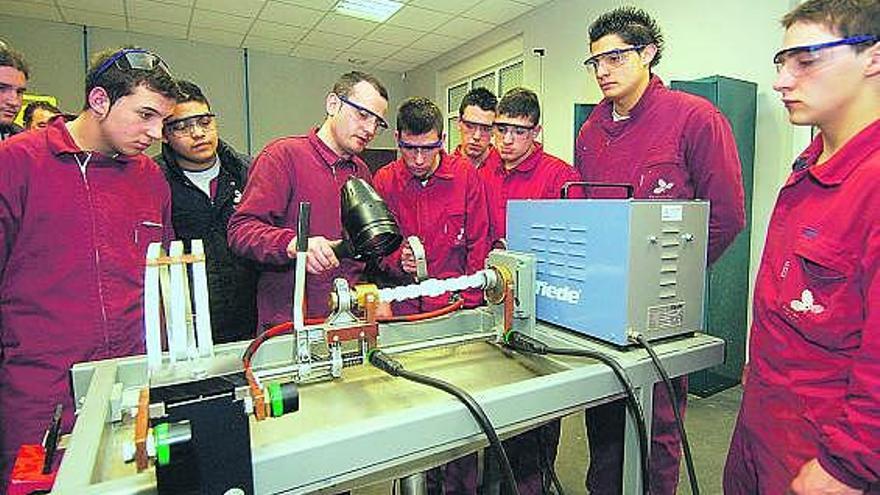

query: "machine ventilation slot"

left=661, top=241, right=680, bottom=248
left=661, top=253, right=679, bottom=261
left=660, top=265, right=678, bottom=274
left=647, top=302, right=685, bottom=331
left=658, top=289, right=677, bottom=299
left=659, top=278, right=677, bottom=287
left=662, top=227, right=681, bottom=234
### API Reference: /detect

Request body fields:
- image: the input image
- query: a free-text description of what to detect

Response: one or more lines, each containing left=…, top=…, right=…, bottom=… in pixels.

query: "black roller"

left=336, top=177, right=402, bottom=260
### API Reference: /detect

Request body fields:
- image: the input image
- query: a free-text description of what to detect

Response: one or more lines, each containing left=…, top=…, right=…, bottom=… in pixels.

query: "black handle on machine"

left=560, top=181, right=634, bottom=199
left=41, top=404, right=63, bottom=474
left=296, top=202, right=310, bottom=253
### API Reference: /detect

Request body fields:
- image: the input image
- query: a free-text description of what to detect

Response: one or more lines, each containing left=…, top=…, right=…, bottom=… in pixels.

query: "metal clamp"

left=407, top=236, right=428, bottom=281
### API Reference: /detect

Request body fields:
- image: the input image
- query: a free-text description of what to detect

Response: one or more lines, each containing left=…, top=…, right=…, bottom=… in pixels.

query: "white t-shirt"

left=183, top=158, right=220, bottom=197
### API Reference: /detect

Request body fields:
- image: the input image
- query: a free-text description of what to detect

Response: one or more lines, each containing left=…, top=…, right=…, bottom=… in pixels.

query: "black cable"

left=537, top=425, right=566, bottom=495
left=503, top=331, right=651, bottom=495
left=632, top=334, right=700, bottom=495
left=368, top=350, right=520, bottom=495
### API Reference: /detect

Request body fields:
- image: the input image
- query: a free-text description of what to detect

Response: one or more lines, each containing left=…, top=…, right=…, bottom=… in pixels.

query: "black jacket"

left=155, top=140, right=258, bottom=343
left=0, top=122, right=22, bottom=141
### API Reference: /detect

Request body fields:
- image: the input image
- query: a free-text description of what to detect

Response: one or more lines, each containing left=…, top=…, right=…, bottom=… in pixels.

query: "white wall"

left=404, top=0, right=809, bottom=325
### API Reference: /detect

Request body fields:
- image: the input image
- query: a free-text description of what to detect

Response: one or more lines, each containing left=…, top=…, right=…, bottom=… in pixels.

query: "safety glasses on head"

left=93, top=48, right=172, bottom=81
left=773, top=34, right=878, bottom=77
left=583, top=45, right=646, bottom=72
left=164, top=113, right=217, bottom=137
left=336, top=94, right=388, bottom=134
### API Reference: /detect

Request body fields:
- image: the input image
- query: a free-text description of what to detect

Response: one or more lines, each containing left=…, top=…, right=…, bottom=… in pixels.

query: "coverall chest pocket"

left=443, top=210, right=467, bottom=250
left=778, top=236, right=859, bottom=350
left=134, top=219, right=165, bottom=250
left=636, top=158, right=688, bottom=199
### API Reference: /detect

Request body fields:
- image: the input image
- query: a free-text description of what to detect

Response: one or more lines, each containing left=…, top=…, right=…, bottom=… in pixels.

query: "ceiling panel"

left=464, top=0, right=533, bottom=25
left=387, top=6, right=453, bottom=32
left=128, top=0, right=191, bottom=22
left=58, top=0, right=124, bottom=16
left=291, top=42, right=341, bottom=61
left=439, top=17, right=496, bottom=40
left=61, top=8, right=126, bottom=29
left=188, top=26, right=244, bottom=47
left=242, top=34, right=294, bottom=54
left=258, top=1, right=323, bottom=29
left=0, top=0, right=61, bottom=22
left=128, top=17, right=189, bottom=39
left=250, top=20, right=307, bottom=42
left=408, top=32, right=466, bottom=53
left=408, top=0, right=478, bottom=15
left=2, top=0, right=547, bottom=67
left=190, top=9, right=252, bottom=33
left=298, top=29, right=357, bottom=50
left=313, top=13, right=378, bottom=38
left=199, top=0, right=265, bottom=18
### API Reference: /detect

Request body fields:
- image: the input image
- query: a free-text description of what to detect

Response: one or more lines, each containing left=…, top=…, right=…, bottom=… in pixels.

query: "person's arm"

left=683, top=107, right=746, bottom=265
left=227, top=147, right=297, bottom=266
left=805, top=223, right=880, bottom=492
left=462, top=172, right=491, bottom=307
left=0, top=147, right=25, bottom=280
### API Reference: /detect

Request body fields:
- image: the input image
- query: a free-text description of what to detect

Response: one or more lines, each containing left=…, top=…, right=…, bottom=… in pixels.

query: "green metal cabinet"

left=572, top=75, right=757, bottom=397
left=671, top=75, right=756, bottom=397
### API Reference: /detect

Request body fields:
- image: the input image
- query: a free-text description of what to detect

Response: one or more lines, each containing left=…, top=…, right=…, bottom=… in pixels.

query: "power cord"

left=503, top=331, right=651, bottom=494
left=631, top=333, right=700, bottom=495
left=368, top=350, right=521, bottom=495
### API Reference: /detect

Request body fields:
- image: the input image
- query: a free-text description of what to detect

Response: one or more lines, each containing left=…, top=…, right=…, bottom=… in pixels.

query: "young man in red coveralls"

left=480, top=87, right=581, bottom=246
left=452, top=87, right=501, bottom=171
left=479, top=87, right=580, bottom=494
left=227, top=71, right=389, bottom=328
left=0, top=46, right=178, bottom=489
left=574, top=8, right=746, bottom=494
left=372, top=97, right=491, bottom=494
left=724, top=1, right=880, bottom=493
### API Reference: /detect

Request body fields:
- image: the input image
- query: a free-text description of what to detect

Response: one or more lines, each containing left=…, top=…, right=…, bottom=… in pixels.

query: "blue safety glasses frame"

left=397, top=140, right=444, bottom=152
left=583, top=45, right=646, bottom=71
left=92, top=48, right=172, bottom=81
left=773, top=34, right=878, bottom=74
left=336, top=94, right=389, bottom=132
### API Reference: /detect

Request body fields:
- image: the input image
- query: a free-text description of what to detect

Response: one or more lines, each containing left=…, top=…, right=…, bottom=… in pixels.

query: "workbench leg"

left=622, top=385, right=653, bottom=494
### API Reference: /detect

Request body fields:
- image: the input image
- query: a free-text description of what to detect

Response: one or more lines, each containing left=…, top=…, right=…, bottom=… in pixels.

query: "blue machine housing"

left=507, top=199, right=708, bottom=346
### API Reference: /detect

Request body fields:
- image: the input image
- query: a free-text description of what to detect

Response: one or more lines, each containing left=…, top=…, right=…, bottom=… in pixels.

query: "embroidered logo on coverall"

left=653, top=178, right=674, bottom=194
left=234, top=190, right=243, bottom=204
left=790, top=289, right=825, bottom=314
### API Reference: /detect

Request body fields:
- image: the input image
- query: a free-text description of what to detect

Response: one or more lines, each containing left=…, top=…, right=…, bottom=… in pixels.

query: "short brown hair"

left=332, top=71, right=388, bottom=101
left=782, top=0, right=879, bottom=49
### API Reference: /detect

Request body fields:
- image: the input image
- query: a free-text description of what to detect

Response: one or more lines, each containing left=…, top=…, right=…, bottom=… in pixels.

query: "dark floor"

left=357, top=386, right=743, bottom=494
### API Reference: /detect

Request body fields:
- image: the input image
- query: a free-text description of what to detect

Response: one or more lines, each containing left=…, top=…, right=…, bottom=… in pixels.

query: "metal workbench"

left=54, top=311, right=723, bottom=494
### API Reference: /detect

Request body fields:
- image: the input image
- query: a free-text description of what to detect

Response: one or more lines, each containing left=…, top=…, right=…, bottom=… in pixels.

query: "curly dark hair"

left=588, top=7, right=664, bottom=68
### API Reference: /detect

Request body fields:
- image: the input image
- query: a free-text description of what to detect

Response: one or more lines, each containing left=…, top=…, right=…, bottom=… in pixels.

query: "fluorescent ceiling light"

left=335, top=0, right=403, bottom=23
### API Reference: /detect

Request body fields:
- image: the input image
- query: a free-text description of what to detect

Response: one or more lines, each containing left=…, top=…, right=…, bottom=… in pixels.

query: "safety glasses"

left=93, top=48, right=172, bottom=80
left=164, top=113, right=217, bottom=137
left=493, top=122, right=536, bottom=139
left=583, top=45, right=646, bottom=72
left=773, top=35, right=878, bottom=77
left=337, top=94, right=388, bottom=134
left=398, top=139, right=443, bottom=155
left=458, top=117, right=493, bottom=135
